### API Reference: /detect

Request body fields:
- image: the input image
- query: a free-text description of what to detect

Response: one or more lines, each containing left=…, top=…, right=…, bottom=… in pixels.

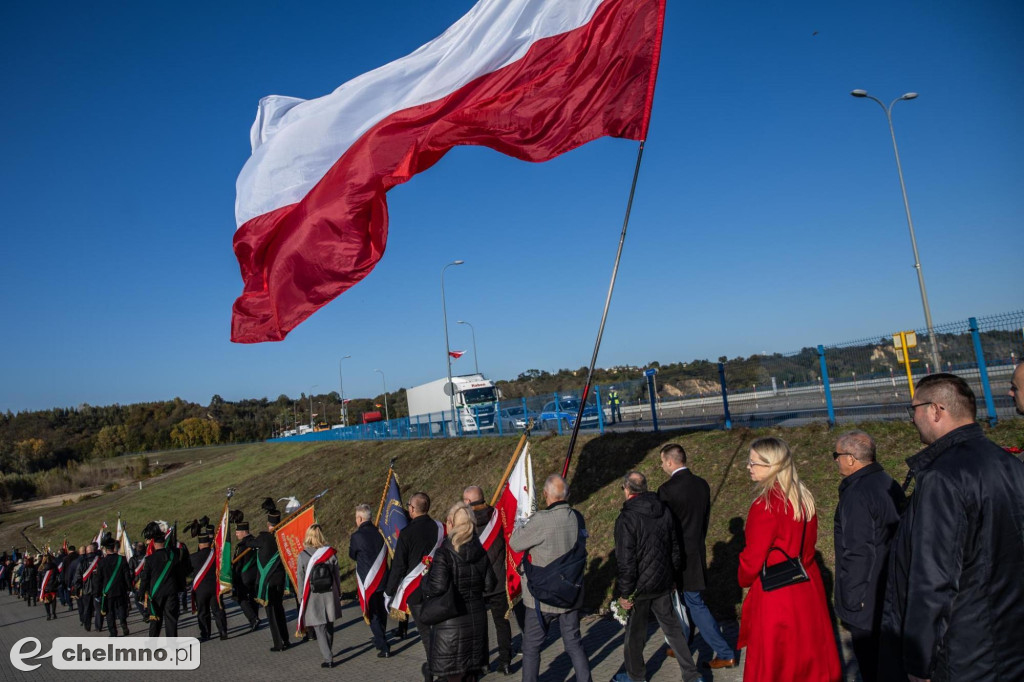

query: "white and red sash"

left=39, top=569, right=54, bottom=599
left=478, top=507, right=501, bottom=553
left=192, top=550, right=215, bottom=592
left=82, top=556, right=100, bottom=582
left=296, top=546, right=336, bottom=635
left=134, top=556, right=147, bottom=578
left=0, top=565, right=6, bottom=581
left=356, top=544, right=387, bottom=619
left=386, top=520, right=445, bottom=614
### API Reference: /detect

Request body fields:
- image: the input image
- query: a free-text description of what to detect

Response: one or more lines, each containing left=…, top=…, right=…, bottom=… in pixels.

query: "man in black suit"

left=384, top=492, right=443, bottom=682
left=657, top=443, right=736, bottom=669
left=349, top=504, right=391, bottom=658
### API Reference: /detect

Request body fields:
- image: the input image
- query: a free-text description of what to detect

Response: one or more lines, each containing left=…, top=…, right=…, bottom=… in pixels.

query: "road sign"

left=644, top=368, right=658, bottom=377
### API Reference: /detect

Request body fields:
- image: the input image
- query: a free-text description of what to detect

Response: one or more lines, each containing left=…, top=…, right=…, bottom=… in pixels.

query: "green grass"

left=4, top=419, right=1022, bottom=619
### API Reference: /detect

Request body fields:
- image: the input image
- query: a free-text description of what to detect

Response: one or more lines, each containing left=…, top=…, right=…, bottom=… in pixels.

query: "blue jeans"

left=683, top=591, right=734, bottom=660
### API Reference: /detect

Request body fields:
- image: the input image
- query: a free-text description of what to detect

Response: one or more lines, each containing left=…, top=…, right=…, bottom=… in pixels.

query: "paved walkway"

left=0, top=591, right=857, bottom=681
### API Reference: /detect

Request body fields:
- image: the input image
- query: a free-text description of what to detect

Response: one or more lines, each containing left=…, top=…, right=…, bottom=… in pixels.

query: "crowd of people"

left=2, top=370, right=1022, bottom=682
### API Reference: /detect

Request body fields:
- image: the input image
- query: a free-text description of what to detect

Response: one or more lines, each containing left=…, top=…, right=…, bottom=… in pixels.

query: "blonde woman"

left=737, top=437, right=840, bottom=682
left=296, top=524, right=342, bottom=669
left=423, top=502, right=497, bottom=682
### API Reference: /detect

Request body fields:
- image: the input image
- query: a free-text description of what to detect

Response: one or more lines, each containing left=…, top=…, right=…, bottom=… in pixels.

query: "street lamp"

left=441, top=260, right=465, bottom=433
left=851, top=89, right=940, bottom=369
left=339, top=355, right=351, bottom=426
left=308, top=384, right=318, bottom=428
left=456, top=320, right=479, bottom=375
left=374, top=369, right=390, bottom=423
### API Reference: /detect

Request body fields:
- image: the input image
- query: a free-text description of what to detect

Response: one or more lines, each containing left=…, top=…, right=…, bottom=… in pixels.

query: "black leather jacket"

left=880, top=423, right=1024, bottom=681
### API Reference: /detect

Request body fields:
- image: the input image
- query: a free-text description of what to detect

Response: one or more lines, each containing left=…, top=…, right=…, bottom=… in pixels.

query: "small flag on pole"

left=449, top=350, right=466, bottom=359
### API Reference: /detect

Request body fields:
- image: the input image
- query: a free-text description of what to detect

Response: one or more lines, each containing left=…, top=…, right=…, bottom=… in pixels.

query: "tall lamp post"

left=308, top=384, right=318, bottom=428
left=374, top=369, right=390, bottom=423
left=441, top=260, right=465, bottom=434
left=851, top=89, right=940, bottom=369
left=338, top=354, right=351, bottom=426
left=456, top=320, right=479, bottom=375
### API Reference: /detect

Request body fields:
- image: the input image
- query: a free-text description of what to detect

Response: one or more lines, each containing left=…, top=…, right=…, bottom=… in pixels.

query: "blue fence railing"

left=270, top=310, right=1023, bottom=443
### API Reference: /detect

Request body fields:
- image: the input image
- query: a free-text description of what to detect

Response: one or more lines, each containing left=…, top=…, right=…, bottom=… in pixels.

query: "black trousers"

left=488, top=598, right=526, bottom=665
left=623, top=592, right=700, bottom=682
left=234, top=583, right=260, bottom=626
left=194, top=588, right=228, bottom=639
left=147, top=592, right=181, bottom=637
left=264, top=584, right=289, bottom=649
left=366, top=592, right=389, bottom=651
left=93, top=597, right=105, bottom=632
left=409, top=601, right=434, bottom=674
left=44, top=599, right=57, bottom=618
left=845, top=622, right=881, bottom=682
left=103, top=595, right=129, bottom=636
left=81, top=593, right=96, bottom=630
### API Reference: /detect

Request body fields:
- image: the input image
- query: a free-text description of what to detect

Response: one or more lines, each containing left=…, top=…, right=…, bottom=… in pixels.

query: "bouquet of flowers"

left=609, top=595, right=633, bottom=626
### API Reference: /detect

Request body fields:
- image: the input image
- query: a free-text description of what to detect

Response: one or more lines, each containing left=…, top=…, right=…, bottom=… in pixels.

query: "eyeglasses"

left=745, top=460, right=770, bottom=468
left=905, top=401, right=934, bottom=418
left=832, top=451, right=851, bottom=460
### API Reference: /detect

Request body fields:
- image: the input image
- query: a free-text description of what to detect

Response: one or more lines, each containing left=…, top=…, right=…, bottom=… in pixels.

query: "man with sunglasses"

left=832, top=430, right=903, bottom=682
left=880, top=373, right=1024, bottom=682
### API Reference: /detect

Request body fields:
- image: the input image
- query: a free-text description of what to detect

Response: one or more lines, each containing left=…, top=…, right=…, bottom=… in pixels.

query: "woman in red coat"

left=737, top=436, right=840, bottom=682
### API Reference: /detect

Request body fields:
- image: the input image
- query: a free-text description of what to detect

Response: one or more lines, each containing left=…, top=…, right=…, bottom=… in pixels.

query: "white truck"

left=406, top=374, right=501, bottom=434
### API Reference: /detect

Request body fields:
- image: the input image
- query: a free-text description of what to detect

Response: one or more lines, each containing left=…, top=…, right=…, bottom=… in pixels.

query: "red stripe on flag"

left=231, top=0, right=665, bottom=343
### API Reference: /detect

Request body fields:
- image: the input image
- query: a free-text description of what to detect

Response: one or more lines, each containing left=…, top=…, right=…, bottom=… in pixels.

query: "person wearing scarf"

left=296, top=524, right=341, bottom=668
left=96, top=535, right=133, bottom=636
left=38, top=555, right=58, bottom=620
left=239, top=500, right=290, bottom=652
left=138, top=522, right=186, bottom=637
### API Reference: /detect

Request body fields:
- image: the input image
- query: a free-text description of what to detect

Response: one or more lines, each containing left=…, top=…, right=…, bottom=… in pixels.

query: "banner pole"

left=489, top=431, right=530, bottom=507
left=562, top=140, right=647, bottom=479
left=271, top=489, right=328, bottom=533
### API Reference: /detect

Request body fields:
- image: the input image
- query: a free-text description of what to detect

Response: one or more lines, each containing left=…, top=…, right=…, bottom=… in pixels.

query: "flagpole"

left=374, top=463, right=397, bottom=526
left=489, top=431, right=530, bottom=508
left=562, top=140, right=647, bottom=479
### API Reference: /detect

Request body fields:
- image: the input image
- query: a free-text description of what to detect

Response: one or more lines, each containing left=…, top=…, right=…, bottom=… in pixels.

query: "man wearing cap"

left=190, top=523, right=228, bottom=641
left=139, top=522, right=186, bottom=637
left=96, top=535, right=133, bottom=637
left=240, top=500, right=290, bottom=652
left=232, top=517, right=260, bottom=632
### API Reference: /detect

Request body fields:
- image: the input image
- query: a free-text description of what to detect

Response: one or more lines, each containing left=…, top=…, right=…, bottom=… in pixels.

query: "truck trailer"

left=406, top=374, right=500, bottom=434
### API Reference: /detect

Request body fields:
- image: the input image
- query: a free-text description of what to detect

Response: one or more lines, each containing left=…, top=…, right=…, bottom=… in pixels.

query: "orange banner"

left=274, top=506, right=316, bottom=591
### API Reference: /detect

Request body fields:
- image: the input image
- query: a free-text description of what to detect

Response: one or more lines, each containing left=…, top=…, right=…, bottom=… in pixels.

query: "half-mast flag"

left=495, top=442, right=535, bottom=604
left=232, top=0, right=666, bottom=342
left=449, top=350, right=466, bottom=359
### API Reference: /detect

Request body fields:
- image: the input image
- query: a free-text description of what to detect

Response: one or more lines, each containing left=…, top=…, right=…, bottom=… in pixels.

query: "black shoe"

left=281, top=642, right=290, bottom=651
left=270, top=646, right=283, bottom=652
left=219, top=634, right=228, bottom=640
left=377, top=649, right=390, bottom=658
left=321, top=662, right=331, bottom=669
left=499, top=663, right=511, bottom=675
left=249, top=619, right=260, bottom=633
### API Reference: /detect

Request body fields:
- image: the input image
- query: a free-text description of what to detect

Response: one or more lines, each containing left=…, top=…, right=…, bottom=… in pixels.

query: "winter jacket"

left=297, top=547, right=342, bottom=627
left=880, top=423, right=1024, bottom=681
left=614, top=492, right=679, bottom=599
left=833, top=462, right=904, bottom=631
left=423, top=536, right=497, bottom=677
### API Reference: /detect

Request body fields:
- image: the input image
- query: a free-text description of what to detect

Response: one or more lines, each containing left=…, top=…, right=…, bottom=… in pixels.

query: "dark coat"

left=469, top=503, right=506, bottom=601
left=75, top=551, right=102, bottom=596
left=64, top=554, right=81, bottom=589
left=240, top=531, right=284, bottom=590
left=614, top=492, right=679, bottom=599
left=96, top=553, right=133, bottom=599
left=385, top=514, right=441, bottom=606
left=881, top=423, right=1024, bottom=681
left=424, top=536, right=497, bottom=677
left=833, top=462, right=904, bottom=631
left=139, top=546, right=185, bottom=601
left=349, top=521, right=389, bottom=593
left=232, top=535, right=258, bottom=590
left=657, top=468, right=711, bottom=591
left=21, top=564, right=38, bottom=594
left=189, top=547, right=219, bottom=596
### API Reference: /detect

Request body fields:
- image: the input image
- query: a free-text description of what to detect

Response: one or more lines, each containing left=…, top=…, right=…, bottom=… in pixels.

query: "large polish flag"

left=495, top=442, right=535, bottom=603
left=232, top=0, right=666, bottom=343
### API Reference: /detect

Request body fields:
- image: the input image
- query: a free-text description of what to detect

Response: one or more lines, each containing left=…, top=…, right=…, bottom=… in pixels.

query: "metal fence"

left=272, top=310, right=1023, bottom=443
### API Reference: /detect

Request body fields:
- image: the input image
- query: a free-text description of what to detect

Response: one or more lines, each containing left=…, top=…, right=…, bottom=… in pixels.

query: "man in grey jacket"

left=509, top=474, right=591, bottom=682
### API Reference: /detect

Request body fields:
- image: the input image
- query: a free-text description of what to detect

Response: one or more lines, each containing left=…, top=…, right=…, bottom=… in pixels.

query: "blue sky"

left=1, top=1, right=1021, bottom=413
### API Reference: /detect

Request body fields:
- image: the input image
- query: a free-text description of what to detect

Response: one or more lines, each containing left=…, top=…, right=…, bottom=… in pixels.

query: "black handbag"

left=759, top=517, right=810, bottom=592
left=417, top=549, right=464, bottom=625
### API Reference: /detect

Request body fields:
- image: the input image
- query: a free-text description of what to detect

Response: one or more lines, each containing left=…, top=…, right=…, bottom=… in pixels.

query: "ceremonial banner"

left=94, top=522, right=108, bottom=546
left=274, top=505, right=317, bottom=592
left=231, top=0, right=666, bottom=342
left=374, top=468, right=408, bottom=557
left=215, top=501, right=232, bottom=603
left=495, top=441, right=535, bottom=604
left=115, top=519, right=134, bottom=563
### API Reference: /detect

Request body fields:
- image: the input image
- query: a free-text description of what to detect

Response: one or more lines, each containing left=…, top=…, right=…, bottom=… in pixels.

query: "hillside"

left=3, top=420, right=1022, bottom=619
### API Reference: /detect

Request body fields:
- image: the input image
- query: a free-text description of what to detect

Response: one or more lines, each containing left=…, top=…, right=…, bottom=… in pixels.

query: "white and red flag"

left=94, top=522, right=108, bottom=546
left=231, top=0, right=666, bottom=343
left=495, top=441, right=535, bottom=604
left=449, top=350, right=466, bottom=360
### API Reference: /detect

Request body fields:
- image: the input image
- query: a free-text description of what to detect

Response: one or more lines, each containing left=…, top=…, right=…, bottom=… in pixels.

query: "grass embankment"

left=3, top=421, right=1022, bottom=621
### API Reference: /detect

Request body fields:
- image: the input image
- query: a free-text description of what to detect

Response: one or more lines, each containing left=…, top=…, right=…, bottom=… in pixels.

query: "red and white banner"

left=94, top=522, right=108, bottom=546
left=385, top=520, right=445, bottom=615
left=296, top=546, right=336, bottom=635
left=231, top=0, right=666, bottom=343
left=356, top=544, right=387, bottom=622
left=448, top=350, right=466, bottom=360
left=275, top=505, right=318, bottom=592
left=496, top=442, right=535, bottom=603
